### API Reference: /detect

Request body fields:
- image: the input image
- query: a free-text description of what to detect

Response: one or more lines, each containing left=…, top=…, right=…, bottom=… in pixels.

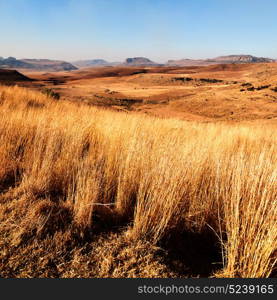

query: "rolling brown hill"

left=21, top=62, right=277, bottom=123
left=0, top=69, right=33, bottom=83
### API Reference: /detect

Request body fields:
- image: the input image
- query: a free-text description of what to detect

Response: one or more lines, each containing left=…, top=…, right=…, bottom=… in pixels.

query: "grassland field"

left=0, top=63, right=276, bottom=278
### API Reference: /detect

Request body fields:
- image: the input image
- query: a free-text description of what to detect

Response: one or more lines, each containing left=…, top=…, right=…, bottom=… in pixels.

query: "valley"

left=18, top=62, right=277, bottom=123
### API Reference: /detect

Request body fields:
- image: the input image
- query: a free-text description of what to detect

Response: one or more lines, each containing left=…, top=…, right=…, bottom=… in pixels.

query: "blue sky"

left=0, top=0, right=276, bottom=62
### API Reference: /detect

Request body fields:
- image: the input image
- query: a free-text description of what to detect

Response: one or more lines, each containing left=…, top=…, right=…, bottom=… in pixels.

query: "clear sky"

left=0, top=0, right=276, bottom=62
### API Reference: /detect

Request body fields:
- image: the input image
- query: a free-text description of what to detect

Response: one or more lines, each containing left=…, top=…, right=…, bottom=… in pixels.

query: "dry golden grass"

left=0, top=85, right=276, bottom=278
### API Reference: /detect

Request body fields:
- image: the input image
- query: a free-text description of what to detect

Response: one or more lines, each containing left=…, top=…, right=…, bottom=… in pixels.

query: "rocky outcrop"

left=167, top=55, right=276, bottom=66
left=211, top=55, right=275, bottom=63
left=125, top=57, right=162, bottom=66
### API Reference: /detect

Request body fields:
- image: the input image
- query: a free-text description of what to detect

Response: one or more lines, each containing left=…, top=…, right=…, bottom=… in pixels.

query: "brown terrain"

left=0, top=69, right=33, bottom=82
left=0, top=61, right=276, bottom=278
left=11, top=62, right=277, bottom=123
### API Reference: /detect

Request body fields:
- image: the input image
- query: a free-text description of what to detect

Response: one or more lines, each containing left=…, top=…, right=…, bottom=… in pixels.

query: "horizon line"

left=1, top=53, right=276, bottom=64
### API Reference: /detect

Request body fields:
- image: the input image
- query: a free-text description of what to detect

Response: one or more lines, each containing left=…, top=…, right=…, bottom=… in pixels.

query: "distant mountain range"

left=72, top=57, right=162, bottom=67
left=0, top=55, right=276, bottom=71
left=74, top=55, right=276, bottom=68
left=167, top=55, right=276, bottom=66
left=0, top=57, right=77, bottom=71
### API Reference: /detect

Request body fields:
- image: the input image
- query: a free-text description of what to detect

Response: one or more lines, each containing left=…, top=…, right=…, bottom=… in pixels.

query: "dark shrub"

left=42, top=88, right=60, bottom=100
left=256, top=85, right=270, bottom=90
left=241, top=82, right=252, bottom=87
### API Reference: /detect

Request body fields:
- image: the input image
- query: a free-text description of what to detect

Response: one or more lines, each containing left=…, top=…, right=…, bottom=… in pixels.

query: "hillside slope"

left=0, top=57, right=77, bottom=71
left=0, top=69, right=33, bottom=82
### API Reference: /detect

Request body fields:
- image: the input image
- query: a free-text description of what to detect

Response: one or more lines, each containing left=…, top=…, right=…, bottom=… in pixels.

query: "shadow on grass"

left=158, top=228, right=223, bottom=277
